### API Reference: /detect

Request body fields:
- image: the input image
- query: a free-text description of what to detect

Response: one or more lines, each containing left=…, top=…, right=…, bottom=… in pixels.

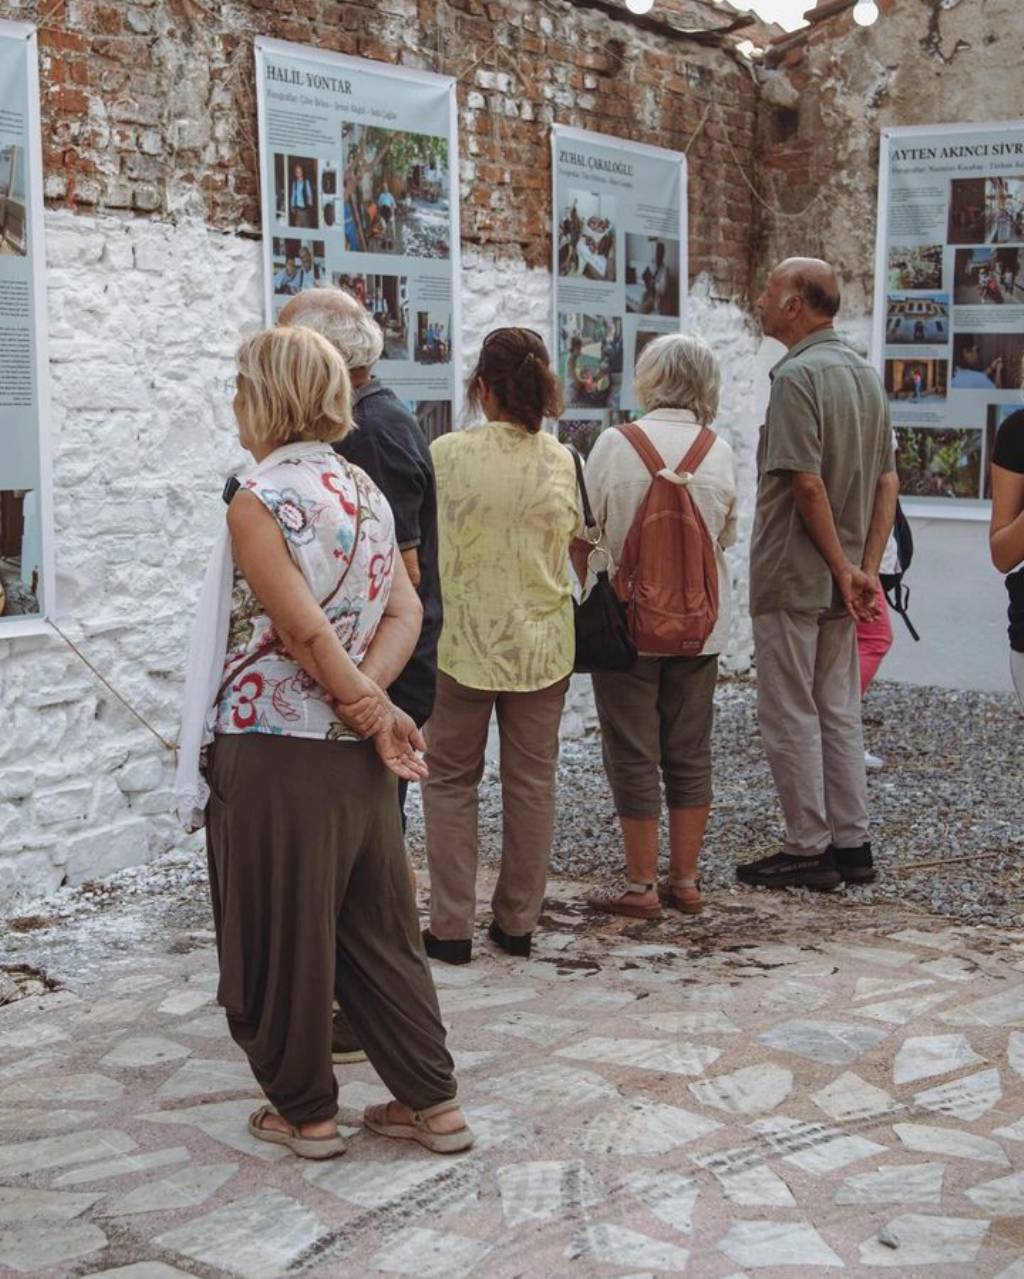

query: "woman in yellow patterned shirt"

left=422, top=328, right=580, bottom=963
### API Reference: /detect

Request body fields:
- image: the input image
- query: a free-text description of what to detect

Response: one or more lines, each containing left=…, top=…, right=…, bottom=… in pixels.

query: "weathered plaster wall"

left=0, top=205, right=761, bottom=906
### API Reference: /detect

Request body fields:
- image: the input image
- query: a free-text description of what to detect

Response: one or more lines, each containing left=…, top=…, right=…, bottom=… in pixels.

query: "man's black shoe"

left=736, top=848, right=841, bottom=890
left=831, top=842, right=876, bottom=884
left=422, top=929, right=472, bottom=965
left=488, top=919, right=532, bottom=958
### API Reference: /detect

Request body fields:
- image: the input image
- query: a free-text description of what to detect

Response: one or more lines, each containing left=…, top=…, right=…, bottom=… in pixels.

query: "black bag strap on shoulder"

left=879, top=500, right=920, bottom=642
left=566, top=443, right=597, bottom=531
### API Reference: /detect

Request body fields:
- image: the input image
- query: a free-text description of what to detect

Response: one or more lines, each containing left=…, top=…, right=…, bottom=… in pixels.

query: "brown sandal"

left=247, top=1104, right=346, bottom=1160
left=584, top=881, right=663, bottom=920
left=363, top=1099, right=474, bottom=1154
left=659, top=878, right=703, bottom=915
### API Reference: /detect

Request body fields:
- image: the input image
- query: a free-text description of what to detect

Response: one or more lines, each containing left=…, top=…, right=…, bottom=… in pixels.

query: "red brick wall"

left=1, top=0, right=759, bottom=297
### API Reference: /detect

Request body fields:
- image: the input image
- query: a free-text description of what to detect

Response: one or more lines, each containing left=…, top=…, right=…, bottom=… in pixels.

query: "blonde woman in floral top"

left=203, top=326, right=471, bottom=1159
left=422, top=327, right=579, bottom=964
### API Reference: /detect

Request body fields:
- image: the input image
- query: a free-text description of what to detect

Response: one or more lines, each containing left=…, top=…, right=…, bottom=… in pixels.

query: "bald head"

left=278, top=284, right=383, bottom=378
left=775, top=257, right=841, bottom=319
left=756, top=257, right=841, bottom=348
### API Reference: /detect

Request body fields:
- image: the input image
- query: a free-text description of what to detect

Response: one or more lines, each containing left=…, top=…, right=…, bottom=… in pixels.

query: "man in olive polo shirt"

left=738, top=258, right=899, bottom=891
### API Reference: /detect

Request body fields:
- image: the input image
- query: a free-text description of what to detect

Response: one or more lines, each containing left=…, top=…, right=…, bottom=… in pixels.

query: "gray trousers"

left=422, top=671, right=569, bottom=939
left=753, top=610, right=869, bottom=856
left=206, top=732, right=456, bottom=1126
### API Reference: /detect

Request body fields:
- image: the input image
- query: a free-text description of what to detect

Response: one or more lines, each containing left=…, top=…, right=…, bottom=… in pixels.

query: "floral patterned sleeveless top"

left=209, top=441, right=396, bottom=741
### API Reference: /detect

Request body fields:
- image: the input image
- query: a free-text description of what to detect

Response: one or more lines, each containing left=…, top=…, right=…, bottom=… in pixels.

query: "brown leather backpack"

left=612, top=422, right=719, bottom=656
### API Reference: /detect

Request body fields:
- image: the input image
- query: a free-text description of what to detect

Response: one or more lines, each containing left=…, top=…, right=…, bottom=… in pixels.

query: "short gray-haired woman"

left=579, top=332, right=738, bottom=919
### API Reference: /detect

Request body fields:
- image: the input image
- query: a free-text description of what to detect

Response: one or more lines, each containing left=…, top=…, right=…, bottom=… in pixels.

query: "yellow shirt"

left=431, top=421, right=580, bottom=691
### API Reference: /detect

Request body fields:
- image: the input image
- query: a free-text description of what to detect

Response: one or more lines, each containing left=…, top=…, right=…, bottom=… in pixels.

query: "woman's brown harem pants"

left=205, top=732, right=457, bottom=1127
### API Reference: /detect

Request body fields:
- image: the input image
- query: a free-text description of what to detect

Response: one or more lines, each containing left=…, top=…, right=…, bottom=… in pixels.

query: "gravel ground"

left=405, top=677, right=1023, bottom=930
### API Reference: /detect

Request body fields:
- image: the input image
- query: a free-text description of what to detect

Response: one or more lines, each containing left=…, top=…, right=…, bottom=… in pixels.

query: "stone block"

left=34, top=783, right=94, bottom=826
left=63, top=819, right=151, bottom=885
left=0, top=852, right=64, bottom=902
left=114, top=755, right=167, bottom=794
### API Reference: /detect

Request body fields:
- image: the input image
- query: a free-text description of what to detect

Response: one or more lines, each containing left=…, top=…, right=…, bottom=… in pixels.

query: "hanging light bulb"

left=852, top=0, right=880, bottom=26
left=625, top=0, right=655, bottom=14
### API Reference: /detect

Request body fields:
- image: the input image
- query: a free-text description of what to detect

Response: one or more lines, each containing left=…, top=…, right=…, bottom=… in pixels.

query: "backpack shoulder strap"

left=616, top=422, right=666, bottom=477
left=678, top=426, right=716, bottom=476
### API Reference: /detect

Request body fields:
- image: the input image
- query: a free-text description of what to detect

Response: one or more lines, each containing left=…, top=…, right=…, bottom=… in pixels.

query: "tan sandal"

left=659, top=878, right=703, bottom=915
left=584, top=880, right=663, bottom=920
left=247, top=1104, right=346, bottom=1160
left=362, top=1099, right=474, bottom=1154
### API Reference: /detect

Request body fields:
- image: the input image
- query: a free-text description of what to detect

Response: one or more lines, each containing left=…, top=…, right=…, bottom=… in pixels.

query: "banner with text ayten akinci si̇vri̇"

left=0, top=20, right=53, bottom=635
left=254, top=39, right=460, bottom=446
left=551, top=124, right=686, bottom=459
left=873, top=119, right=1024, bottom=515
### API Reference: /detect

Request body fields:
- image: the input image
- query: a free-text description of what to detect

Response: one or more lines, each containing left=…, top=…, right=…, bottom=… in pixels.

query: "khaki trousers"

left=205, top=733, right=456, bottom=1127
left=422, top=671, right=569, bottom=939
left=753, top=610, right=869, bottom=856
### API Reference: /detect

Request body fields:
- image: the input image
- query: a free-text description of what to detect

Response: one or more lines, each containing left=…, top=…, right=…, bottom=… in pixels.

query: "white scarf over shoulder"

left=174, top=441, right=328, bottom=832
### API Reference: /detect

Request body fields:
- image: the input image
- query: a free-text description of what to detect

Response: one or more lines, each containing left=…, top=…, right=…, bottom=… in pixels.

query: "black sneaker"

left=331, top=1008, right=368, bottom=1065
left=488, top=919, right=532, bottom=958
left=736, top=848, right=841, bottom=890
left=423, top=929, right=472, bottom=966
left=832, top=842, right=876, bottom=884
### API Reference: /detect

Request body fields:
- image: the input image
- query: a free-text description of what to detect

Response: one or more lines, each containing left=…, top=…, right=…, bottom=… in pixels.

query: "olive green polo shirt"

left=749, top=328, right=895, bottom=617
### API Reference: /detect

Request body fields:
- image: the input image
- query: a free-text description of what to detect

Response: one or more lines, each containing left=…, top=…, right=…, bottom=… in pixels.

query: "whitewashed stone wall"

left=0, top=212, right=763, bottom=905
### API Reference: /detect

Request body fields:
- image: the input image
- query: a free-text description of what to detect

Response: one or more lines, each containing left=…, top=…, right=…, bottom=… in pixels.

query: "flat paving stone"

left=100, top=1037, right=191, bottom=1069
left=155, top=1058, right=255, bottom=1100
left=554, top=1035, right=721, bottom=1075
left=83, top=1266, right=196, bottom=1278
left=0, top=1072, right=124, bottom=1104
left=371, top=1225, right=493, bottom=1278
left=108, top=1162, right=238, bottom=1215
left=693, top=1146, right=796, bottom=1207
left=0, top=1128, right=136, bottom=1176
left=835, top=1160, right=945, bottom=1205
left=811, top=1071, right=901, bottom=1122
left=54, top=1145, right=191, bottom=1186
left=718, top=1220, right=844, bottom=1268
left=495, top=1159, right=600, bottom=1225
left=966, top=1170, right=1024, bottom=1215
left=568, top=1223, right=689, bottom=1271
left=913, top=1066, right=1003, bottom=1120
left=758, top=1019, right=888, bottom=1066
left=154, top=1188, right=325, bottom=1278
left=858, top=1213, right=990, bottom=1266
left=574, top=1099, right=720, bottom=1155
left=0, top=1185, right=101, bottom=1222
left=622, top=1169, right=699, bottom=1232
left=893, top=1032, right=983, bottom=1085
left=893, top=1122, right=1010, bottom=1165
left=0, top=1220, right=107, bottom=1271
left=941, top=988, right=1024, bottom=1029
left=689, top=1063, right=793, bottom=1114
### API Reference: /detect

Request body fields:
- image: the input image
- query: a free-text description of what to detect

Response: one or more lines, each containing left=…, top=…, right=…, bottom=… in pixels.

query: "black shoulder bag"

left=566, top=444, right=637, bottom=674
left=879, top=500, right=920, bottom=641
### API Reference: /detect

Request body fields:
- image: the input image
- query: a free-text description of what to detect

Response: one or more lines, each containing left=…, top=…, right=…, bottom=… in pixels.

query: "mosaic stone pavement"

left=1, top=881, right=1023, bottom=1277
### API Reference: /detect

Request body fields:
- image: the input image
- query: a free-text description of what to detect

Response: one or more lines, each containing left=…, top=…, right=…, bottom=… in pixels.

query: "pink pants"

left=856, top=585, right=893, bottom=695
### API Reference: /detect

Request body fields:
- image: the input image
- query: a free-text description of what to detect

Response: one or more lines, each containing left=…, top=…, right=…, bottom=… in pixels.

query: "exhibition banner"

left=551, top=125, right=686, bottom=456
left=254, top=39, right=459, bottom=443
left=0, top=20, right=53, bottom=632
left=873, top=119, right=1024, bottom=514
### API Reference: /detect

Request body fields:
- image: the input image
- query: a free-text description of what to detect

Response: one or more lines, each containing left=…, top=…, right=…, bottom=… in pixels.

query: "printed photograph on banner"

left=0, top=144, right=27, bottom=256
left=415, top=311, right=451, bottom=364
left=885, top=357, right=948, bottom=403
left=559, top=312, right=623, bottom=409
left=274, top=154, right=319, bottom=231
left=984, top=403, right=1020, bottom=498
left=951, top=332, right=1024, bottom=390
left=0, top=490, right=40, bottom=617
left=557, top=191, right=616, bottom=282
left=887, top=244, right=943, bottom=291
left=624, top=234, right=680, bottom=317
left=332, top=272, right=410, bottom=360
left=340, top=124, right=450, bottom=259
left=896, top=425, right=982, bottom=500
left=885, top=293, right=949, bottom=344
left=948, top=175, right=1024, bottom=245
left=953, top=247, right=1024, bottom=305
left=412, top=400, right=451, bottom=445
left=271, top=238, right=327, bottom=296
left=557, top=412, right=636, bottom=460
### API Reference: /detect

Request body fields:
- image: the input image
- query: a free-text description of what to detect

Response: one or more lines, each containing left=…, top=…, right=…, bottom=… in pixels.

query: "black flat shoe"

left=831, top=842, right=876, bottom=884
left=488, top=919, right=532, bottom=957
left=735, top=848, right=841, bottom=891
left=422, top=929, right=472, bottom=965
